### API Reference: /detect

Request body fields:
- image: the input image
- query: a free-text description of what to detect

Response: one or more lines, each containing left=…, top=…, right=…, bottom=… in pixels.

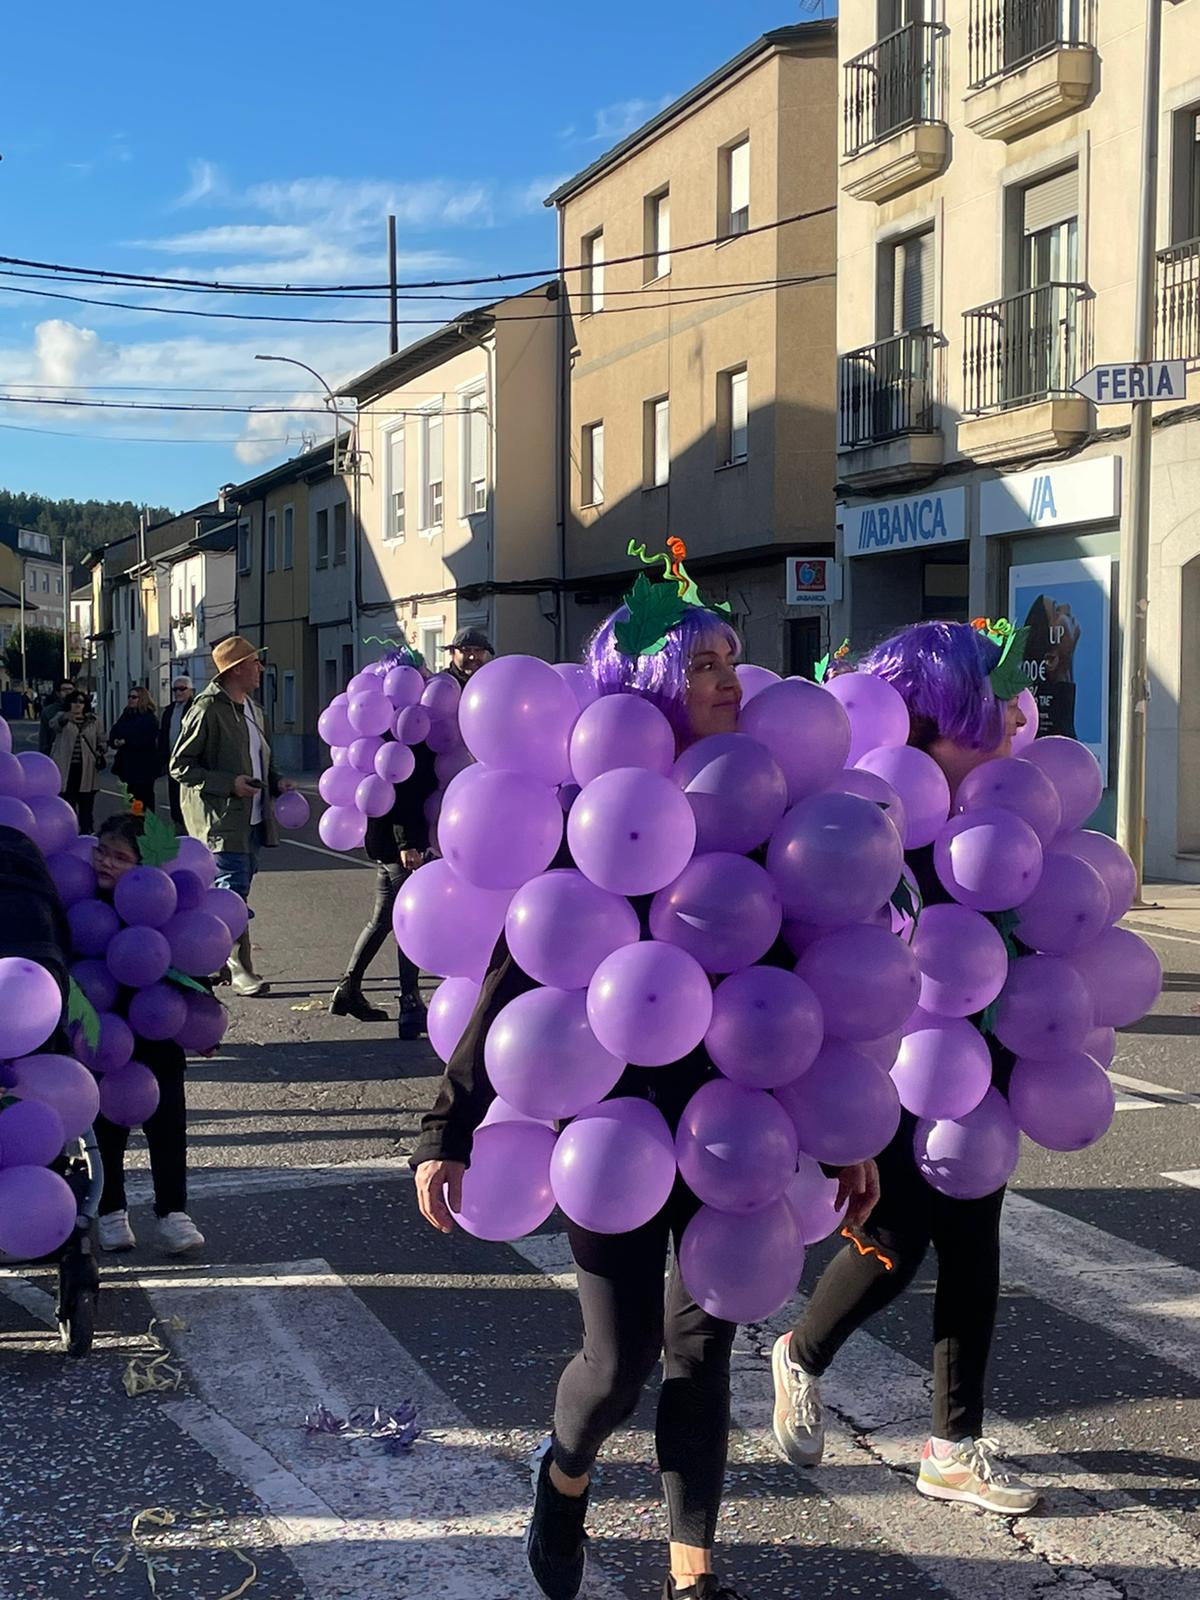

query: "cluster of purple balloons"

left=316, top=659, right=469, bottom=852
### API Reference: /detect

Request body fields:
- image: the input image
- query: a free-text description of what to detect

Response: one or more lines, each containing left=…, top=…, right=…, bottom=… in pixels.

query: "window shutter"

left=893, top=230, right=935, bottom=332
left=1023, top=168, right=1078, bottom=236
left=654, top=399, right=669, bottom=486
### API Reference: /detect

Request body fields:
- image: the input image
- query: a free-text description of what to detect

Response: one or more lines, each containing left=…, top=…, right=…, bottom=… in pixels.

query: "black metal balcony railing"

left=1157, top=238, right=1200, bottom=364
left=968, top=0, right=1092, bottom=90
left=962, top=282, right=1091, bottom=415
left=844, top=22, right=946, bottom=159
left=839, top=331, right=941, bottom=449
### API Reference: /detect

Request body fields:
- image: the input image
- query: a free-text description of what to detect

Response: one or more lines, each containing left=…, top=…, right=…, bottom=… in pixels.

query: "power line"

left=0, top=417, right=297, bottom=444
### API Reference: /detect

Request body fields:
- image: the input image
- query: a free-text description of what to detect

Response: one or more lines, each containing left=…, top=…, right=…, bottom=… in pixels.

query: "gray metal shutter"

left=893, top=230, right=935, bottom=331
left=1023, top=168, right=1078, bottom=235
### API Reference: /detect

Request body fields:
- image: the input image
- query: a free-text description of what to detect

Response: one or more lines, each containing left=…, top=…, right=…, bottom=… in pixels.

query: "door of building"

left=786, top=617, right=822, bottom=681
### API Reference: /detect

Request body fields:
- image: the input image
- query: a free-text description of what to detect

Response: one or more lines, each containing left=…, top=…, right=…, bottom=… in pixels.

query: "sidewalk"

left=1124, top=881, right=1200, bottom=941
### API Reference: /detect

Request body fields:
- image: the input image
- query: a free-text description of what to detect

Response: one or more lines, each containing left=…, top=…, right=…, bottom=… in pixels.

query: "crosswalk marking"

left=1163, top=1169, right=1200, bottom=1189
left=1109, top=1071, right=1200, bottom=1108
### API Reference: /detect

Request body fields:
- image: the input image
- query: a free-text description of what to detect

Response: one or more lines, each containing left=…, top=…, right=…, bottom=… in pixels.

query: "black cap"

left=443, top=627, right=495, bottom=653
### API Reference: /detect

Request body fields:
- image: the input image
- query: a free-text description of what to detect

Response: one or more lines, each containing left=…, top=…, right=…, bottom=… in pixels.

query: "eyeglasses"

left=173, top=685, right=191, bottom=693
left=94, top=845, right=138, bottom=868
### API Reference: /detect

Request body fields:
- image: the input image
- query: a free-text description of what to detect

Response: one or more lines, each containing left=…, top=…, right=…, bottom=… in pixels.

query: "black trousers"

left=790, top=1118, right=1004, bottom=1443
left=168, top=777, right=185, bottom=829
left=553, top=1178, right=736, bottom=1549
left=63, top=776, right=96, bottom=835
left=96, top=1052, right=188, bottom=1218
left=126, top=780, right=157, bottom=813
left=344, top=863, right=420, bottom=996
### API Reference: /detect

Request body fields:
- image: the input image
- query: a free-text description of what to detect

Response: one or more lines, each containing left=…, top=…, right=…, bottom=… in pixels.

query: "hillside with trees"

left=0, top=491, right=175, bottom=566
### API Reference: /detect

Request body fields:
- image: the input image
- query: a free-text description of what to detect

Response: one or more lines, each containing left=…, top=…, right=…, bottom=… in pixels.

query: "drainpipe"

left=555, top=204, right=569, bottom=660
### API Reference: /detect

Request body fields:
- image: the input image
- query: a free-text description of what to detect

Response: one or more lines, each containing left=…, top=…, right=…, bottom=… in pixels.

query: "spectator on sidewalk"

left=110, top=686, right=161, bottom=811
left=39, top=676, right=75, bottom=754
left=49, top=691, right=106, bottom=834
left=441, top=626, right=494, bottom=687
left=158, top=674, right=194, bottom=830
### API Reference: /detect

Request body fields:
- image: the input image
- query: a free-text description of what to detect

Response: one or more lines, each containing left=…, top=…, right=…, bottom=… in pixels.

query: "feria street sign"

left=1072, top=361, right=1187, bottom=404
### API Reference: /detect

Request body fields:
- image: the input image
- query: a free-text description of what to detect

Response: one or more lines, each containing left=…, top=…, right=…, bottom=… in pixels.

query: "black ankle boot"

left=398, top=992, right=427, bottom=1040
left=330, top=981, right=389, bottom=1023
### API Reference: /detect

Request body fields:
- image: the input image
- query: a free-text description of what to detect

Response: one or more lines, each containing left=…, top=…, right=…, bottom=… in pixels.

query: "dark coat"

left=109, top=708, right=161, bottom=789
left=158, top=698, right=194, bottom=769
left=363, top=741, right=439, bottom=865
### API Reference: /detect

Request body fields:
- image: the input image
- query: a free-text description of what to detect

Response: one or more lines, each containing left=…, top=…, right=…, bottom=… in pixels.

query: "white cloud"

left=34, top=320, right=115, bottom=387
left=586, top=94, right=674, bottom=145
left=176, top=158, right=226, bottom=207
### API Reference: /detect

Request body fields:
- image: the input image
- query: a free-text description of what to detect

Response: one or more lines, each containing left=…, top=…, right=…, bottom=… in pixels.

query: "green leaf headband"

left=614, top=539, right=732, bottom=659
left=115, top=781, right=181, bottom=868
left=971, top=617, right=1031, bottom=703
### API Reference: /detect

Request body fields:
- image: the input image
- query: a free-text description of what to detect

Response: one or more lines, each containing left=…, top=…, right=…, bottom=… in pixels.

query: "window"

left=282, top=505, right=294, bottom=570
left=645, top=190, right=670, bottom=281
left=266, top=511, right=277, bottom=573
left=42, top=572, right=49, bottom=592
left=421, top=411, right=444, bottom=529
left=341, top=643, right=353, bottom=684
left=644, top=397, right=669, bottom=488
left=886, top=227, right=935, bottom=335
left=238, top=520, right=252, bottom=575
left=333, top=502, right=348, bottom=566
left=1169, top=106, right=1200, bottom=244
left=56, top=576, right=63, bottom=594
left=421, top=622, right=443, bottom=661
left=282, top=671, right=296, bottom=725
left=462, top=392, right=488, bottom=516
left=323, top=658, right=338, bottom=702
left=582, top=421, right=604, bottom=506
left=27, top=569, right=35, bottom=591
left=1019, top=167, right=1079, bottom=288
left=718, top=367, right=748, bottom=466
left=315, top=508, right=329, bottom=569
left=386, top=426, right=406, bottom=540
left=721, top=139, right=750, bottom=238
left=583, top=229, right=605, bottom=313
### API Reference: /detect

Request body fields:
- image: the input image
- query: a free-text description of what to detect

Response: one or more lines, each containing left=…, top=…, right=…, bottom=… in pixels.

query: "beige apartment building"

left=833, top=0, right=1200, bottom=879
left=547, top=19, right=839, bottom=676
left=339, top=286, right=559, bottom=665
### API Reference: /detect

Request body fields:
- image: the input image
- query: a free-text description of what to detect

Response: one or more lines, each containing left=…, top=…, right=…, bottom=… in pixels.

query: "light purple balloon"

left=824, top=672, right=910, bottom=766
left=858, top=1029, right=903, bottom=1071
left=1023, top=736, right=1104, bottom=832
left=204, top=887, right=250, bottom=941
left=0, top=957, right=62, bottom=1057
left=767, top=791, right=904, bottom=928
left=994, top=954, right=1094, bottom=1060
left=933, top=808, right=1044, bottom=912
left=797, top=925, right=920, bottom=1042
left=704, top=965, right=824, bottom=1090
left=67, top=898, right=120, bottom=959
left=478, top=1097, right=554, bottom=1130
left=0, top=795, right=37, bottom=838
left=912, top=903, right=1009, bottom=1019
left=176, top=990, right=228, bottom=1054
left=0, top=1167, right=77, bottom=1258
left=47, top=851, right=96, bottom=908
left=1011, top=689, right=1039, bottom=753
left=568, top=767, right=697, bottom=897
left=348, top=689, right=393, bottom=737
left=890, top=1008, right=993, bottom=1120
left=824, top=768, right=908, bottom=853
left=395, top=705, right=433, bottom=746
left=274, top=789, right=310, bottom=829
left=438, top=767, right=563, bottom=892
left=1051, top=830, right=1137, bottom=924
left=375, top=742, right=416, bottom=786
left=435, top=746, right=475, bottom=786
left=427, top=977, right=482, bottom=1063
left=70, top=958, right=118, bottom=1014
left=68, top=833, right=99, bottom=863
left=679, top=1197, right=804, bottom=1323
left=550, top=1097, right=677, bottom=1234
left=72, top=1012, right=135, bottom=1075
left=348, top=668, right=382, bottom=694
left=955, top=756, right=1062, bottom=846
left=384, top=664, right=424, bottom=709
left=354, top=774, right=394, bottom=818
left=776, top=1040, right=901, bottom=1166
left=426, top=717, right=465, bottom=756
left=675, top=1079, right=798, bottom=1215
left=1012, top=851, right=1109, bottom=956
left=319, top=805, right=368, bottom=852
left=175, top=835, right=218, bottom=888
left=98, top=1061, right=160, bottom=1128
left=106, top=926, right=171, bottom=989
left=553, top=662, right=600, bottom=711
left=734, top=664, right=781, bottom=704
left=505, top=869, right=640, bottom=990
left=0, top=1098, right=65, bottom=1169
left=0, top=750, right=24, bottom=796
left=29, top=794, right=78, bottom=856
left=459, top=655, right=577, bottom=787
left=914, top=1088, right=1020, bottom=1199
left=164, top=910, right=232, bottom=977
left=486, top=987, right=625, bottom=1121
left=587, top=940, right=713, bottom=1067
left=349, top=736, right=384, bottom=774
left=649, top=853, right=781, bottom=975
left=170, top=868, right=207, bottom=913
left=1083, top=1024, right=1117, bottom=1068
left=671, top=733, right=789, bottom=856
left=114, top=866, right=178, bottom=930
left=17, top=750, right=61, bottom=798
left=393, top=858, right=511, bottom=982
left=570, top=694, right=675, bottom=788
left=331, top=745, right=350, bottom=766
left=738, top=678, right=852, bottom=802
left=453, top=1119, right=558, bottom=1241
left=855, top=745, right=950, bottom=850
left=318, top=699, right=357, bottom=748
left=10, top=1053, right=100, bottom=1140
left=0, top=718, right=8, bottom=755
left=785, top=1155, right=848, bottom=1245
left=127, top=982, right=189, bottom=1042
left=1070, top=927, right=1163, bottom=1028
left=1008, top=1052, right=1115, bottom=1152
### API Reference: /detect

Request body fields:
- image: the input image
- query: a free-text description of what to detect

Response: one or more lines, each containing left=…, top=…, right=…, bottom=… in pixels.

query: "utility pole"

left=61, top=535, right=69, bottom=680
left=388, top=214, right=399, bottom=356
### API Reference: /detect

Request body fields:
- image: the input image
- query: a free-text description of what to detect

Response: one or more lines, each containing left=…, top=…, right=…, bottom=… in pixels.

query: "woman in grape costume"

left=412, top=599, right=875, bottom=1600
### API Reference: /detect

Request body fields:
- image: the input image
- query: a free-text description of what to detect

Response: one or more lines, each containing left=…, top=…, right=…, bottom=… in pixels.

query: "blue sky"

left=0, top=0, right=834, bottom=513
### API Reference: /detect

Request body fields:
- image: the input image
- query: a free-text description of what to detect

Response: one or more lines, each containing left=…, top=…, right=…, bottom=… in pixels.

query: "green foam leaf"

left=138, top=809, right=181, bottom=869
left=164, top=967, right=209, bottom=995
left=614, top=572, right=687, bottom=659
left=68, top=978, right=101, bottom=1051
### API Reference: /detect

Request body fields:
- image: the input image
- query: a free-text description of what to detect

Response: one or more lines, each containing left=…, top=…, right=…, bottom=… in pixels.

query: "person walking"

left=49, top=691, right=106, bottom=834
left=110, top=686, right=161, bottom=812
left=441, top=625, right=494, bottom=687
left=770, top=620, right=1039, bottom=1517
left=39, top=676, right=75, bottom=754
left=159, top=674, right=195, bottom=829
left=170, top=634, right=295, bottom=996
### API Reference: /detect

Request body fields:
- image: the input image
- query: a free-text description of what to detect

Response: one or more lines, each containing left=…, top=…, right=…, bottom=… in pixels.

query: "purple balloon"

left=395, top=705, right=433, bottom=746
left=427, top=977, right=482, bottom=1063
left=550, top=1096, right=677, bottom=1234
left=1083, top=1024, right=1116, bottom=1068
left=914, top=1088, right=1020, bottom=1200
left=427, top=717, right=466, bottom=756
left=164, top=910, right=233, bottom=977
left=349, top=736, right=384, bottom=774
left=478, top=1096, right=554, bottom=1131
left=384, top=663, right=424, bottom=709
left=855, top=745, right=950, bottom=850
left=98, top=1061, right=160, bottom=1128
left=912, top=903, right=1008, bottom=1019
left=374, top=742, right=415, bottom=786
left=0, top=718, right=8, bottom=755
left=355, top=773, right=396, bottom=819
left=568, top=767, right=697, bottom=897
left=459, top=655, right=578, bottom=787
left=1011, top=689, right=1039, bottom=753
left=785, top=1155, right=849, bottom=1245
left=319, top=805, right=368, bottom=851
left=0, top=1098, right=65, bottom=1169
left=705, top=966, right=824, bottom=1090
left=679, top=1197, right=804, bottom=1323
left=67, top=898, right=120, bottom=959
left=0, top=957, right=63, bottom=1056
left=0, top=750, right=25, bottom=796
left=348, top=689, right=393, bottom=737
left=1023, top=736, right=1104, bottom=832
left=797, top=925, right=920, bottom=1042
left=439, top=767, right=563, bottom=892
left=393, top=858, right=512, bottom=982
left=505, top=869, right=640, bottom=990
left=70, top=958, right=119, bottom=1014
left=10, top=1053, right=100, bottom=1140
left=1070, top=927, right=1163, bottom=1029
left=435, top=747, right=474, bottom=787
left=69, top=833, right=99, bottom=863
left=1008, top=1052, right=1115, bottom=1152
left=1012, top=851, right=1109, bottom=956
left=106, top=926, right=171, bottom=989
left=421, top=672, right=462, bottom=720
left=776, top=1040, right=901, bottom=1166
left=127, top=982, right=189, bottom=1042
left=16, top=749, right=62, bottom=798
left=170, top=869, right=208, bottom=911
left=0, top=795, right=37, bottom=838
left=891, top=1008, right=993, bottom=1120
left=587, top=940, right=713, bottom=1067
left=553, top=662, right=600, bottom=711
left=318, top=698, right=357, bottom=748
left=176, top=990, right=228, bottom=1054
left=933, top=808, right=1044, bottom=912
left=486, top=987, right=625, bottom=1121
left=671, top=733, right=789, bottom=856
left=47, top=851, right=97, bottom=908
left=859, top=1029, right=903, bottom=1071
left=739, top=678, right=851, bottom=802
left=0, top=1166, right=77, bottom=1258
left=649, top=853, right=781, bottom=975
left=348, top=669, right=381, bottom=695
left=955, top=756, right=1062, bottom=845
left=570, top=694, right=675, bottom=788
left=29, top=794, right=78, bottom=856
left=318, top=764, right=360, bottom=807
left=993, top=954, right=1094, bottom=1060
left=1051, top=830, right=1137, bottom=924
left=735, top=664, right=780, bottom=704
left=767, top=791, right=904, bottom=928
left=824, top=768, right=909, bottom=852
left=452, top=1120, right=558, bottom=1241
left=175, top=836, right=218, bottom=888
left=824, top=673, right=910, bottom=766
left=675, top=1079, right=798, bottom=1215
left=72, top=1011, right=135, bottom=1075
left=205, top=887, right=250, bottom=941
left=274, top=789, right=310, bottom=829
left=114, top=866, right=178, bottom=930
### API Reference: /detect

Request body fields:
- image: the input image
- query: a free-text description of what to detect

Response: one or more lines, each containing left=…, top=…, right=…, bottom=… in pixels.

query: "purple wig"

left=584, top=605, right=741, bottom=741
left=858, top=621, right=1007, bottom=753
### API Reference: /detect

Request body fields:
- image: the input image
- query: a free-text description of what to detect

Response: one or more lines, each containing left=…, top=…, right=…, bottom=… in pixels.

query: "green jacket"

left=169, top=679, right=280, bottom=853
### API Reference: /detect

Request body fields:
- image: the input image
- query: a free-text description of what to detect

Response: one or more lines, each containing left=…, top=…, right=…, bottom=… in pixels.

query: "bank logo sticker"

left=1028, top=475, right=1059, bottom=526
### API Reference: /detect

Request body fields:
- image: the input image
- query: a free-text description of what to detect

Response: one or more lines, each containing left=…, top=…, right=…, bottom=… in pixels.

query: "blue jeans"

left=213, top=823, right=264, bottom=918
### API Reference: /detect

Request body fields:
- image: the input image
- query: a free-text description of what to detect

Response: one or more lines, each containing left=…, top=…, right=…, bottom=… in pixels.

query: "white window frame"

left=281, top=503, right=295, bottom=571
left=582, top=421, right=605, bottom=507
left=419, top=406, right=444, bottom=534
left=719, top=366, right=749, bottom=467
left=282, top=670, right=296, bottom=725
left=383, top=424, right=406, bottom=543
left=645, top=396, right=669, bottom=488
left=315, top=507, right=329, bottom=569
left=459, top=384, right=489, bottom=518
left=420, top=619, right=444, bottom=662
left=266, top=511, right=277, bottom=573
left=583, top=229, right=605, bottom=314
left=333, top=500, right=348, bottom=566
left=646, top=189, right=670, bottom=281
left=237, top=519, right=252, bottom=575
left=721, top=138, right=750, bottom=239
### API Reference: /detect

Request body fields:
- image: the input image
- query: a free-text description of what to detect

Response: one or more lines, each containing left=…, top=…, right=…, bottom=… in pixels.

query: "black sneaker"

left=662, top=1576, right=751, bottom=1600
left=526, top=1438, right=588, bottom=1600
left=398, top=993, right=427, bottom=1041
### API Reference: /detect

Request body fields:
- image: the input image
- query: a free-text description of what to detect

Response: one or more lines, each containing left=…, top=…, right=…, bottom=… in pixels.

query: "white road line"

left=1163, top=1169, right=1200, bottom=1189
left=1114, top=1092, right=1159, bottom=1111
left=1109, top=1071, right=1200, bottom=1108
left=126, top=1158, right=413, bottom=1204
left=0, top=1273, right=58, bottom=1327
left=278, top=838, right=372, bottom=867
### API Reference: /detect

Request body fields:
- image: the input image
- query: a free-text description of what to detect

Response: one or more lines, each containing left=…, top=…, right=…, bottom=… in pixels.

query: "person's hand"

left=278, top=778, right=296, bottom=792
left=835, top=1159, right=880, bottom=1230
left=112, top=737, right=125, bottom=748
left=233, top=774, right=258, bottom=799
left=415, top=1159, right=465, bottom=1233
left=401, top=848, right=424, bottom=871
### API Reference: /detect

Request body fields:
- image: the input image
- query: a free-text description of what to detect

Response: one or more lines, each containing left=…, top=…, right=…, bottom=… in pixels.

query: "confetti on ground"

left=303, top=1399, right=421, bottom=1453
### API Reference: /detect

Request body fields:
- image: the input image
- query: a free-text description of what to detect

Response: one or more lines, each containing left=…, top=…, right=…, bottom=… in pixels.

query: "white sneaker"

left=917, top=1436, right=1040, bottom=1515
left=771, top=1332, right=826, bottom=1467
left=98, top=1210, right=136, bottom=1252
left=156, top=1212, right=205, bottom=1254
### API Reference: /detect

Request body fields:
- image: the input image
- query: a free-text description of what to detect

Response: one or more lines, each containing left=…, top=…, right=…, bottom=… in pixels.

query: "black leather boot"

left=398, top=991, right=427, bottom=1040
left=330, top=980, right=389, bottom=1022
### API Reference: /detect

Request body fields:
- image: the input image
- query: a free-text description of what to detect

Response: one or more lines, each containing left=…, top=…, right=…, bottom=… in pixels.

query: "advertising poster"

left=1008, top=556, right=1112, bottom=773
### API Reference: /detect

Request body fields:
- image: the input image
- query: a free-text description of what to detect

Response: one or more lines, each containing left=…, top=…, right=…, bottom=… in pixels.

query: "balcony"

left=958, top=282, right=1092, bottom=461
left=838, top=331, right=945, bottom=488
left=1157, top=239, right=1200, bottom=364
left=842, top=23, right=949, bottom=204
left=964, top=0, right=1095, bottom=141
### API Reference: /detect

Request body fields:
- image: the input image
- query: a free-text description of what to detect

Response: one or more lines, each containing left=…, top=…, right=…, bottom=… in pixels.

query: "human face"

left=684, top=633, right=742, bottom=742
left=451, top=646, right=492, bottom=678
left=93, top=837, right=140, bottom=891
left=67, top=697, right=84, bottom=721
left=928, top=696, right=1028, bottom=796
left=224, top=656, right=263, bottom=696
left=58, top=681, right=74, bottom=698
left=173, top=681, right=193, bottom=701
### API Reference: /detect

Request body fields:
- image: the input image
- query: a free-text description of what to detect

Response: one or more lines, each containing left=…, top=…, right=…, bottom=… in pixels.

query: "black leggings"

left=96, top=1053, right=188, bottom=1218
left=63, top=779, right=96, bottom=835
left=553, top=1178, right=736, bottom=1549
left=790, top=1119, right=1004, bottom=1442
left=344, top=863, right=420, bottom=995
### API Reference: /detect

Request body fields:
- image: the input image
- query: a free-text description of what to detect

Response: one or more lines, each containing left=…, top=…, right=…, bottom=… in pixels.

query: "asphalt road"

left=1, top=744, right=1198, bottom=1599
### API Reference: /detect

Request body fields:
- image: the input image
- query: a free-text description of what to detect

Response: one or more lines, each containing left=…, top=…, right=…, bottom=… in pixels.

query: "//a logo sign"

left=1028, top=475, right=1059, bottom=525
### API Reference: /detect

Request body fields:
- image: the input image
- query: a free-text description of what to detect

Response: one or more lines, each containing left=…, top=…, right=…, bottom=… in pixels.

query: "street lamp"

left=253, top=353, right=351, bottom=472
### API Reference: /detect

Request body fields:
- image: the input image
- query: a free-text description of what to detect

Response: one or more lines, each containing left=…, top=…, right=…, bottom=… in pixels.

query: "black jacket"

left=110, top=708, right=162, bottom=788
left=157, top=699, right=194, bottom=769
left=364, top=741, right=439, bottom=865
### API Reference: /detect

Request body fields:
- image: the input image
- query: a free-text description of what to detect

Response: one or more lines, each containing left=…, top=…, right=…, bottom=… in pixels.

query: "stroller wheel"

left=58, top=1289, right=97, bottom=1358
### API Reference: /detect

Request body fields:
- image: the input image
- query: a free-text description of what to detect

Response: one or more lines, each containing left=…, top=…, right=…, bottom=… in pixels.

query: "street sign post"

left=1072, top=360, right=1187, bottom=404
